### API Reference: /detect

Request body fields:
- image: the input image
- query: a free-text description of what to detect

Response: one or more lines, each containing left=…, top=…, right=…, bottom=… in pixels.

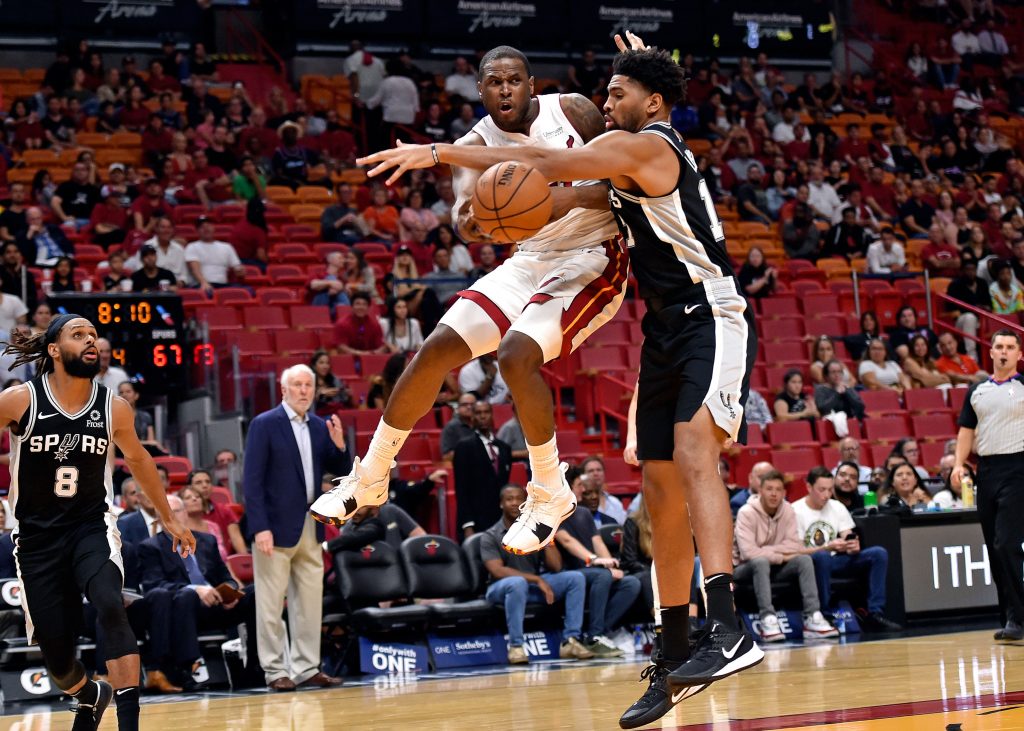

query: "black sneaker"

left=859, top=610, right=903, bottom=633
left=666, top=620, right=764, bottom=688
left=619, top=656, right=707, bottom=729
left=994, top=621, right=1023, bottom=641
left=71, top=680, right=112, bottom=731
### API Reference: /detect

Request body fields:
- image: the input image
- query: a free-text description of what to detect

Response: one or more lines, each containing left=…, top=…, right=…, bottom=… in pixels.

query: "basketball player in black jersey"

left=0, top=314, right=195, bottom=731
left=360, top=34, right=763, bottom=727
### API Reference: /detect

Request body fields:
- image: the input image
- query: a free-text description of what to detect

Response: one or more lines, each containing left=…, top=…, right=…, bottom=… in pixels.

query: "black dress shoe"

left=268, top=677, right=297, bottom=692
left=860, top=611, right=903, bottom=632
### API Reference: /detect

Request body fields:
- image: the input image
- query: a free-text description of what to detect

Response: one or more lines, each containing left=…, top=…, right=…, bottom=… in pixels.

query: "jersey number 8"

left=54, top=466, right=79, bottom=498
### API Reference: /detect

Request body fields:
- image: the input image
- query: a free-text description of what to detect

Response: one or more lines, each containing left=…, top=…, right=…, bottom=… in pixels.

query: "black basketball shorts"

left=636, top=276, right=757, bottom=462
left=13, top=513, right=124, bottom=644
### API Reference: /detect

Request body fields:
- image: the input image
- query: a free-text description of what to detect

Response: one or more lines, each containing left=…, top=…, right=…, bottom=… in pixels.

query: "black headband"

left=45, top=313, right=82, bottom=346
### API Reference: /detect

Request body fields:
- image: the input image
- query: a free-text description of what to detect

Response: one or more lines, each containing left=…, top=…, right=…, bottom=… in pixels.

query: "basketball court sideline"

left=0, top=629, right=1021, bottom=730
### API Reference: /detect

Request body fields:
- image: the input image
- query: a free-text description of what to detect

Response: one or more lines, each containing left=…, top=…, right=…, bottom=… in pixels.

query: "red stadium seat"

left=765, top=421, right=818, bottom=448
left=911, top=413, right=957, bottom=441
left=154, top=455, right=192, bottom=483
left=226, top=554, right=254, bottom=585
left=267, top=264, right=308, bottom=286
left=258, top=288, right=301, bottom=306
left=759, top=297, right=801, bottom=318
left=210, top=486, right=233, bottom=505
left=579, top=346, right=628, bottom=373
left=920, top=441, right=947, bottom=471
left=290, top=305, right=333, bottom=330
left=860, top=390, right=904, bottom=415
left=948, top=388, right=968, bottom=414
left=763, top=342, right=809, bottom=363
left=213, top=289, right=254, bottom=306
left=243, top=306, right=288, bottom=330
left=771, top=448, right=822, bottom=479
left=760, top=319, right=806, bottom=341
left=225, top=330, right=275, bottom=356
left=802, top=293, right=841, bottom=315
left=863, top=416, right=911, bottom=442
left=904, top=388, right=948, bottom=413
left=359, top=353, right=392, bottom=377
left=274, top=330, right=319, bottom=355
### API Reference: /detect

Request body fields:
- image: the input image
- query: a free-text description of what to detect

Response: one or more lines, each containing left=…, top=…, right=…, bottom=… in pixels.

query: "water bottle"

left=962, top=474, right=975, bottom=509
left=633, top=625, right=644, bottom=655
left=863, top=490, right=877, bottom=509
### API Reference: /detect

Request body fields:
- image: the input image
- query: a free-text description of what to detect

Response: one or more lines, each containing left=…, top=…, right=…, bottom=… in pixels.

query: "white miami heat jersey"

left=471, top=94, right=619, bottom=253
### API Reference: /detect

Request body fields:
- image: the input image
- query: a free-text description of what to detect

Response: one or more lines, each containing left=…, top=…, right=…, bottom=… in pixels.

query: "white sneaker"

left=758, top=613, right=786, bottom=643
left=309, top=457, right=390, bottom=526
left=803, top=611, right=840, bottom=638
left=501, top=463, right=575, bottom=555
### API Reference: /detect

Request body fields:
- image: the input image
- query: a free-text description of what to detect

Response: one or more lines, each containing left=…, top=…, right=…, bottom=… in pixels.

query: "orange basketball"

left=471, top=161, right=552, bottom=243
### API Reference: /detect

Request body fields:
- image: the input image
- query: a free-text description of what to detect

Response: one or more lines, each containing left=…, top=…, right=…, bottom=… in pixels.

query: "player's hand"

left=358, top=140, right=436, bottom=186
left=254, top=530, right=274, bottom=557
left=326, top=413, right=347, bottom=451
left=165, top=517, right=196, bottom=558
left=623, top=442, right=638, bottom=466
left=613, top=30, right=649, bottom=52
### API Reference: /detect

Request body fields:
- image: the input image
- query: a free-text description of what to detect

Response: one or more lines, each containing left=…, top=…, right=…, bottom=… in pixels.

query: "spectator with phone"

left=792, top=467, right=901, bottom=632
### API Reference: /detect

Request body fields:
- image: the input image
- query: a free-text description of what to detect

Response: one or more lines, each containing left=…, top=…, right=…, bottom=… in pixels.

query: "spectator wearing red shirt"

left=237, top=107, right=279, bottom=159
left=983, top=203, right=1012, bottom=257
left=862, top=167, right=897, bottom=221
left=141, top=113, right=174, bottom=169
left=184, top=148, right=231, bottom=209
left=334, top=291, right=388, bottom=356
left=837, top=124, right=871, bottom=167
left=934, top=332, right=987, bottom=385
left=120, top=85, right=151, bottom=132
left=88, top=187, right=128, bottom=247
left=129, top=178, right=172, bottom=235
left=783, top=124, right=811, bottom=161
left=362, top=186, right=401, bottom=243
left=147, top=60, right=181, bottom=96
left=230, top=197, right=269, bottom=268
left=921, top=223, right=962, bottom=275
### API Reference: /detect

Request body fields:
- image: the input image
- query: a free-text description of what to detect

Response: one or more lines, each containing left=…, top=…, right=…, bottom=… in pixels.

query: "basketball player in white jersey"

left=359, top=35, right=765, bottom=728
left=312, top=46, right=625, bottom=555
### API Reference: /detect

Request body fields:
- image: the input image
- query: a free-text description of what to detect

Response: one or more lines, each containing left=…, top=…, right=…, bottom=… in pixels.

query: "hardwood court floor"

left=1, top=630, right=1022, bottom=730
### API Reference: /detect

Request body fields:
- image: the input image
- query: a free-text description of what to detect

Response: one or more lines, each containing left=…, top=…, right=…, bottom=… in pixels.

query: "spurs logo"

left=54, top=434, right=80, bottom=462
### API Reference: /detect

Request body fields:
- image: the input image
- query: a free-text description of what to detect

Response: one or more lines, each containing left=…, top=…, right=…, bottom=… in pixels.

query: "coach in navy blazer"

left=243, top=363, right=349, bottom=691
left=243, top=403, right=348, bottom=549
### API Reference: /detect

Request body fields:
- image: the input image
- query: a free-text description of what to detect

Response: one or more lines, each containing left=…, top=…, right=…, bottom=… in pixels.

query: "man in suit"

left=116, top=478, right=163, bottom=545
left=243, top=363, right=349, bottom=691
left=453, top=401, right=512, bottom=540
left=138, top=495, right=257, bottom=689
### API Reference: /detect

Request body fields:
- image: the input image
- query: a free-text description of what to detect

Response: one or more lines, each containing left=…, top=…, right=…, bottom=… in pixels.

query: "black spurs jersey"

left=608, top=122, right=735, bottom=300
left=9, top=376, right=114, bottom=533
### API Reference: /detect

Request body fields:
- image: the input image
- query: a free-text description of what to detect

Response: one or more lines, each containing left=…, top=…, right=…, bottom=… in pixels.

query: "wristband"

left=431, top=143, right=440, bottom=165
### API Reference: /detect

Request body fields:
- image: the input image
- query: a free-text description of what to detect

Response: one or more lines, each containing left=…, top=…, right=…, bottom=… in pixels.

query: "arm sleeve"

left=958, top=382, right=980, bottom=429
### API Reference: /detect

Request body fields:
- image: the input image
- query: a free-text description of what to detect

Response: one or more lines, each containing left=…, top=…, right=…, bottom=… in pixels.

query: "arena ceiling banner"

left=60, top=0, right=200, bottom=33
left=292, top=0, right=425, bottom=39
left=424, top=0, right=566, bottom=47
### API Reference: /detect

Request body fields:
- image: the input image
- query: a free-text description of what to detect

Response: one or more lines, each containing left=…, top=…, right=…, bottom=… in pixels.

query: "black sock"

left=71, top=679, right=99, bottom=707
left=660, top=605, right=690, bottom=665
left=704, top=573, right=738, bottom=631
left=115, top=686, right=140, bottom=731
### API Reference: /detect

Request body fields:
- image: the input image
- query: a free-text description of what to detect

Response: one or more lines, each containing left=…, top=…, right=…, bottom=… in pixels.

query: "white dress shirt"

left=283, top=402, right=315, bottom=504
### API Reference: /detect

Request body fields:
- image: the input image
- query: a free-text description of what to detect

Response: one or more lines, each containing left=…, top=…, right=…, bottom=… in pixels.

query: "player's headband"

left=45, top=313, right=83, bottom=346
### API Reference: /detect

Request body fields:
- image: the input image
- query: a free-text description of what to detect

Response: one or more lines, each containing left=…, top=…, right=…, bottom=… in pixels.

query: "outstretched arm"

left=359, top=130, right=663, bottom=190
left=111, top=397, right=196, bottom=557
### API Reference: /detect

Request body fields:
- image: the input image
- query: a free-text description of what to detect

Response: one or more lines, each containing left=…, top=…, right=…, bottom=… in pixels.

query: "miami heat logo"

left=54, top=434, right=80, bottom=462
left=360, top=545, right=376, bottom=559
left=424, top=540, right=440, bottom=557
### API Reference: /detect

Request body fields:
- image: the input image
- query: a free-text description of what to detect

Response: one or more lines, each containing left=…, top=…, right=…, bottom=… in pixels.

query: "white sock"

left=362, top=420, right=410, bottom=482
left=527, top=436, right=562, bottom=491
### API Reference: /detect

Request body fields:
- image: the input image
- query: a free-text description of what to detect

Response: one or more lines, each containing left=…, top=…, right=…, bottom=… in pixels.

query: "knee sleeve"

left=36, top=634, right=84, bottom=690
left=86, top=563, right=136, bottom=660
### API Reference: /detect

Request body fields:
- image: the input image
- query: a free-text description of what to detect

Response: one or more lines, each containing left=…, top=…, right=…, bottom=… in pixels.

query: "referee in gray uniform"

left=953, top=329, right=1024, bottom=641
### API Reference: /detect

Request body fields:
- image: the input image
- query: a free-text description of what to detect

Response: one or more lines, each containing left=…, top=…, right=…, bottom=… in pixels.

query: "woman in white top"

left=380, top=297, right=423, bottom=353
left=906, top=42, right=929, bottom=81
left=809, top=335, right=856, bottom=387
left=858, top=338, right=911, bottom=392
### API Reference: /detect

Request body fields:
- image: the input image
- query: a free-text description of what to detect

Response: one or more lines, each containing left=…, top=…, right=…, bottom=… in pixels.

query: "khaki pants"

left=252, top=514, right=324, bottom=684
